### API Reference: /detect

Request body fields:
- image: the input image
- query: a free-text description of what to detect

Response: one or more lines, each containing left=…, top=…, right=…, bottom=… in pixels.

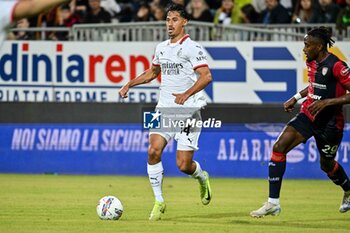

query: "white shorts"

left=149, top=110, right=201, bottom=151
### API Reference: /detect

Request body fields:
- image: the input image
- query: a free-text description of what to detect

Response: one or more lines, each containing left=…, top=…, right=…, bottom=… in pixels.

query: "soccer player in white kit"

left=0, top=0, right=70, bottom=49
left=119, top=3, right=213, bottom=221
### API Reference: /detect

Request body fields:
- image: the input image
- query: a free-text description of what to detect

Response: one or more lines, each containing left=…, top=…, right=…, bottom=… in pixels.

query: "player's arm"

left=172, top=66, right=212, bottom=105
left=284, top=87, right=308, bottom=112
left=118, top=65, right=161, bottom=98
left=13, top=0, right=71, bottom=21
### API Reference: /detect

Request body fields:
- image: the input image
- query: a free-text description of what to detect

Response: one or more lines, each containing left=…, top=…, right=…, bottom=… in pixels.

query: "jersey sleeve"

left=187, top=42, right=209, bottom=70
left=333, top=61, right=350, bottom=86
left=152, top=45, right=160, bottom=67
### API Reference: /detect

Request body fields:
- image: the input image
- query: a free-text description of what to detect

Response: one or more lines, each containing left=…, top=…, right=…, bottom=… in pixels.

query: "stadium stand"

left=7, top=0, right=350, bottom=41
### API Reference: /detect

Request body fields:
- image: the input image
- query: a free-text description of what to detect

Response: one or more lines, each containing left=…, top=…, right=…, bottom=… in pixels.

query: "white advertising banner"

left=0, top=41, right=349, bottom=103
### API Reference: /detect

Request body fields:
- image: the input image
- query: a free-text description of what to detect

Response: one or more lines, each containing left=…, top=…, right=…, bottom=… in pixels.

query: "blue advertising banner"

left=1, top=41, right=349, bottom=104
left=1, top=123, right=350, bottom=179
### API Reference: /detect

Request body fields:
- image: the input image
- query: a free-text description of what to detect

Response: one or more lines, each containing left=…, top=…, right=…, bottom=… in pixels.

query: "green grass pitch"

left=0, top=174, right=349, bottom=233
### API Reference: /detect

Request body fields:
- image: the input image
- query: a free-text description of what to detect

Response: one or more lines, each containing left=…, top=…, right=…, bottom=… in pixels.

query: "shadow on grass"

left=165, top=212, right=348, bottom=230
left=230, top=218, right=347, bottom=230
left=166, top=211, right=245, bottom=220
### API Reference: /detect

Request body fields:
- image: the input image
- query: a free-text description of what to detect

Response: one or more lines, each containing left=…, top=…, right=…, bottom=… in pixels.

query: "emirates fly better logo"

left=143, top=108, right=222, bottom=132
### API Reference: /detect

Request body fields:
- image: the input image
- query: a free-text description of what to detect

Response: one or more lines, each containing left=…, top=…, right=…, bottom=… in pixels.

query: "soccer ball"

left=96, top=195, right=123, bottom=220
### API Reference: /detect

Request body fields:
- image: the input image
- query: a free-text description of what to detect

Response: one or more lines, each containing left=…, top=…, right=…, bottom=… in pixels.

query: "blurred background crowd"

left=8, top=0, right=350, bottom=41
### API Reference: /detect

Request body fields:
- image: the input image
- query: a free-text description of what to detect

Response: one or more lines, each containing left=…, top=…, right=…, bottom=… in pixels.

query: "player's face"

left=166, top=11, right=187, bottom=39
left=303, top=35, right=321, bottom=62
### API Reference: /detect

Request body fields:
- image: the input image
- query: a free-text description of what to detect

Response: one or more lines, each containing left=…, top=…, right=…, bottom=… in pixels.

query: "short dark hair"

left=307, top=26, right=335, bottom=48
left=165, top=3, right=190, bottom=20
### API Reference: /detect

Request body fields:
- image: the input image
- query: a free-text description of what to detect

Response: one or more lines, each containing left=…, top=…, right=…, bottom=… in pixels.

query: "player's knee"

left=272, top=141, right=287, bottom=154
left=148, top=145, right=162, bottom=161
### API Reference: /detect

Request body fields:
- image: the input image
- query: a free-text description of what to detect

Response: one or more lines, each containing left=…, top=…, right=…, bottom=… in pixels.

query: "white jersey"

left=152, top=34, right=209, bottom=108
left=0, top=1, right=17, bottom=49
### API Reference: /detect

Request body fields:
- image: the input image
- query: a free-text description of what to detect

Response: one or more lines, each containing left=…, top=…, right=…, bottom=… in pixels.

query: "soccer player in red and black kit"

left=250, top=26, right=350, bottom=218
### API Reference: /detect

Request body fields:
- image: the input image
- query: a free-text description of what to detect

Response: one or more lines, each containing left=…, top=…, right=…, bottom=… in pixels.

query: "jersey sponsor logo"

left=161, top=62, right=183, bottom=69
left=308, top=93, right=322, bottom=100
left=196, top=56, right=207, bottom=61
left=311, top=82, right=327, bottom=90
left=161, top=62, right=183, bottom=75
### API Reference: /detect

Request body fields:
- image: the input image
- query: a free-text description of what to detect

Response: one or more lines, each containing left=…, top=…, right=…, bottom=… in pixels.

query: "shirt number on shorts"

left=181, top=125, right=191, bottom=136
left=321, top=145, right=338, bottom=155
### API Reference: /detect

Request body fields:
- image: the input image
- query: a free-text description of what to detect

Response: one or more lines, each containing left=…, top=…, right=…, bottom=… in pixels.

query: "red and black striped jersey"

left=301, top=53, right=350, bottom=130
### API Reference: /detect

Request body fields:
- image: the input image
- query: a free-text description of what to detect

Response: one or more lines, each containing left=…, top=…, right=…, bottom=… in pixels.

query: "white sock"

left=147, top=162, right=164, bottom=203
left=191, top=161, right=206, bottom=184
left=268, top=197, right=280, bottom=205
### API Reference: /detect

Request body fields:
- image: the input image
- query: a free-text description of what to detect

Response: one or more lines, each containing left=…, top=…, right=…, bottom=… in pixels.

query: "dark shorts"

left=287, top=113, right=343, bottom=159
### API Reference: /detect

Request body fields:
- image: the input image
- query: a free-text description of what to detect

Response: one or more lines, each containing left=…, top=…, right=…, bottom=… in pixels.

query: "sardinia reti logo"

left=0, top=42, right=158, bottom=102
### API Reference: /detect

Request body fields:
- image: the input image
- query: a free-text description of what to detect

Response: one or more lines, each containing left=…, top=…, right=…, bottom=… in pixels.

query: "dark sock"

left=269, top=152, right=286, bottom=198
left=327, top=162, right=350, bottom=192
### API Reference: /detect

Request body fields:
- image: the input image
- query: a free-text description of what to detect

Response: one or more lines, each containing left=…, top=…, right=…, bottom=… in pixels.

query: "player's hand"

left=307, top=99, right=328, bottom=116
left=283, top=97, right=297, bottom=112
left=118, top=85, right=129, bottom=98
left=172, top=93, right=190, bottom=105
